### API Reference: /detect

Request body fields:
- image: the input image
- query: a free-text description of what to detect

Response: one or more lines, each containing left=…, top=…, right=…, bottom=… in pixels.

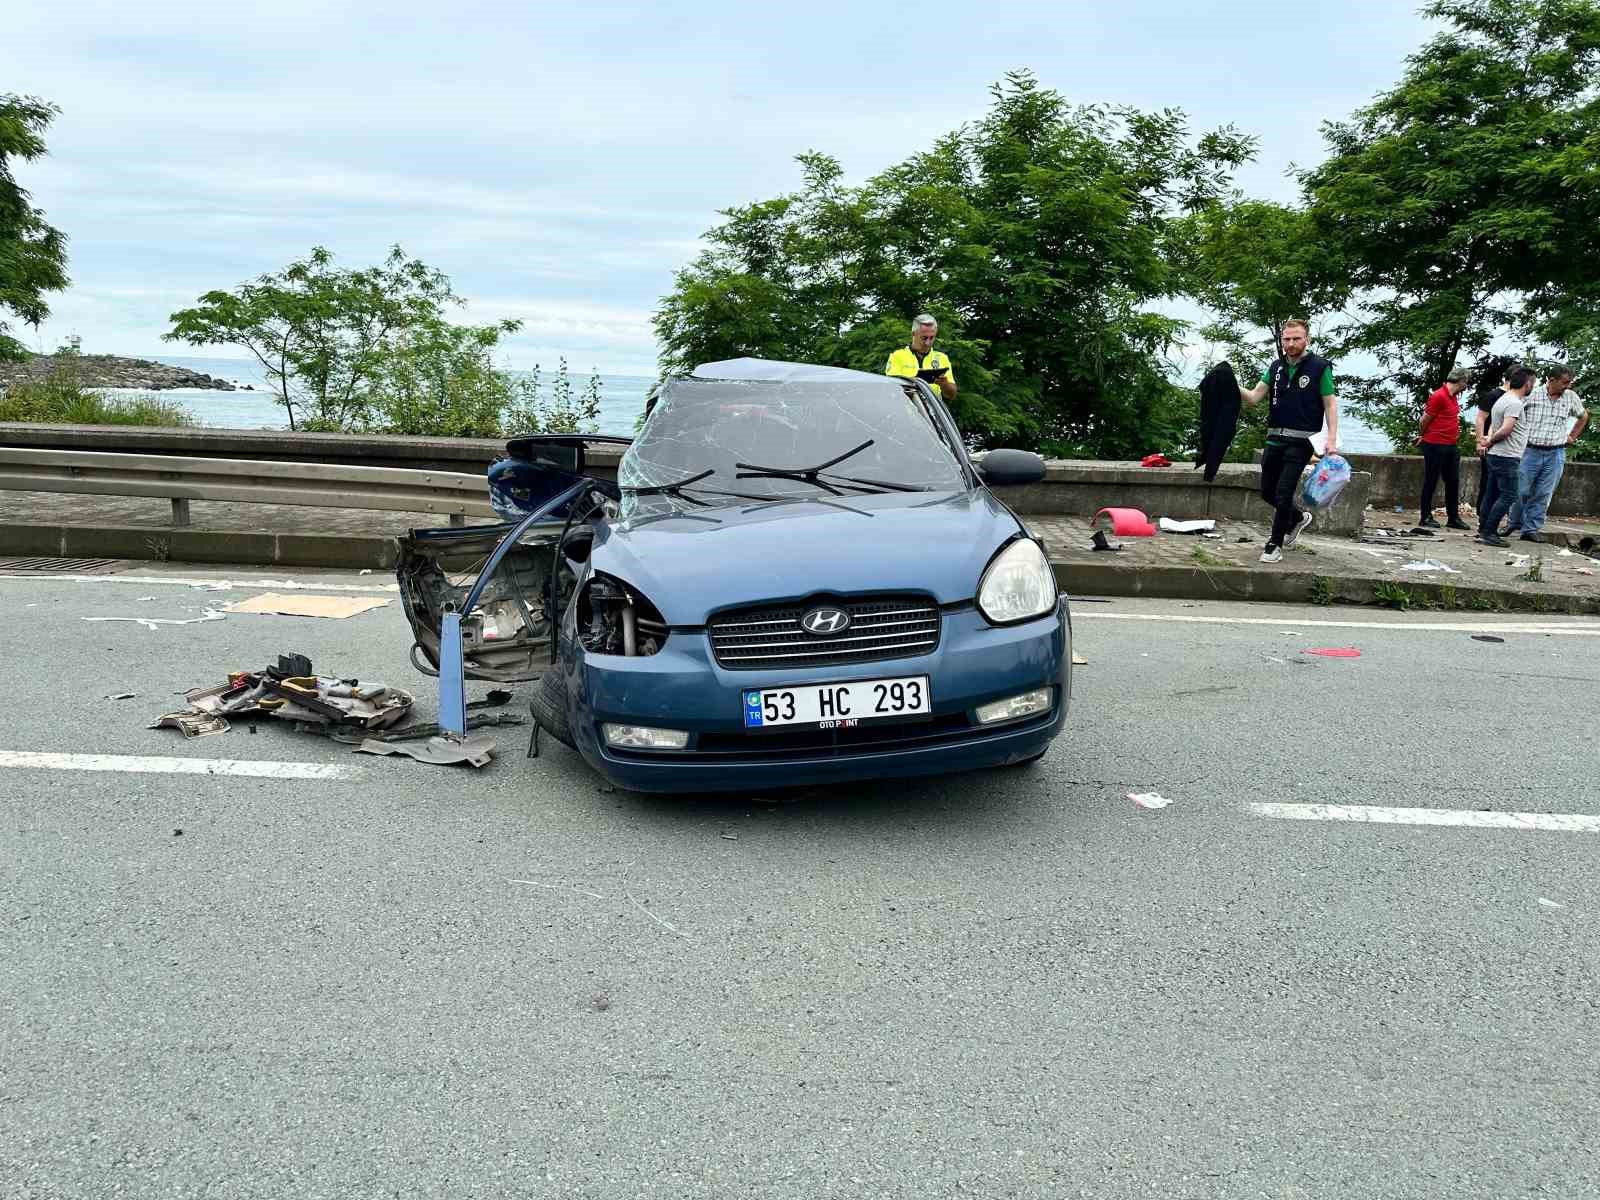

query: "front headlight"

left=976, top=539, right=1056, bottom=625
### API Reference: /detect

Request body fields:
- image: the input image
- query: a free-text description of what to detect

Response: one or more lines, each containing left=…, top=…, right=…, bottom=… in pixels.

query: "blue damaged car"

left=396, top=359, right=1071, bottom=793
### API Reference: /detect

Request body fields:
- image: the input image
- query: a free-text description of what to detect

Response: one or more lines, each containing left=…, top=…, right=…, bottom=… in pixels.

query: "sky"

left=8, top=0, right=1439, bottom=375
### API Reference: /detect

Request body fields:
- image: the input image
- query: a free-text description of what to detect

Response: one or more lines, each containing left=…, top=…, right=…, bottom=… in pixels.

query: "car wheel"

left=530, top=665, right=576, bottom=749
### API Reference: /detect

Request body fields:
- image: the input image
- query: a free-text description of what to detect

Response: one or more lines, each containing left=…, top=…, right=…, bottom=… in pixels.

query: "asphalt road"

left=3, top=566, right=1599, bottom=1199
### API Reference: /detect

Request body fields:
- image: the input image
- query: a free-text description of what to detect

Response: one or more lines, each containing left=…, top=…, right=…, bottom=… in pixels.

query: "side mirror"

left=977, top=449, right=1046, bottom=487
left=506, top=437, right=582, bottom=475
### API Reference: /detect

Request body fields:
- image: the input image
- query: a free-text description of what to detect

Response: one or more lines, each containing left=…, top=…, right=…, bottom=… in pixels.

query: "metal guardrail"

left=0, top=448, right=496, bottom=527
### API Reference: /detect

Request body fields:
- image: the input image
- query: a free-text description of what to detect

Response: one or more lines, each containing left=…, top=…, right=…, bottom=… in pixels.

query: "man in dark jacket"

left=1238, top=320, right=1341, bottom=564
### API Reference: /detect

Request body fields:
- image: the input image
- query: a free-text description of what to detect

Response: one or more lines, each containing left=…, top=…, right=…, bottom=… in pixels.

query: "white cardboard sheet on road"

left=224, top=592, right=390, bottom=619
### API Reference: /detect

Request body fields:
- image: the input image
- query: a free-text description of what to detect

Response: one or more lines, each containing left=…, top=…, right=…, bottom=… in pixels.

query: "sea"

left=121, top=354, right=654, bottom=437
left=119, top=354, right=1393, bottom=451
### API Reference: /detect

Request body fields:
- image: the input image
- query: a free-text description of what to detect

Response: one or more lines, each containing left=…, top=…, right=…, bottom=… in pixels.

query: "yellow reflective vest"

left=885, top=346, right=954, bottom=389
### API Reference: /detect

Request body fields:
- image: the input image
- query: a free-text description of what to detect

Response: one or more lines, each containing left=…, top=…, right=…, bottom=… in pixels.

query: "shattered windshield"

left=618, top=378, right=967, bottom=508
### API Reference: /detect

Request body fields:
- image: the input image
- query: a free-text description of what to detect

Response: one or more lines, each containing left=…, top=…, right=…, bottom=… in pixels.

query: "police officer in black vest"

left=1238, top=319, right=1341, bottom=563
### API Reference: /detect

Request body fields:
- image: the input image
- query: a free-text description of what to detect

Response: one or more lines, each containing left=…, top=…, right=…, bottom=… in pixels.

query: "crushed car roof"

left=689, top=357, right=898, bottom=386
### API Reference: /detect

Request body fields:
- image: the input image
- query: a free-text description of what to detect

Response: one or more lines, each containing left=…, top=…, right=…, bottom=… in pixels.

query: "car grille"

left=708, top=595, right=940, bottom=671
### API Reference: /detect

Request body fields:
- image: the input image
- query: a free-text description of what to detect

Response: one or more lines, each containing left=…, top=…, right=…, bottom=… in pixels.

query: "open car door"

left=397, top=435, right=628, bottom=683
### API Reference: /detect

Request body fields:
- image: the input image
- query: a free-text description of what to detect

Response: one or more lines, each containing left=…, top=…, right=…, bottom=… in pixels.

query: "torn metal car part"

left=174, top=655, right=413, bottom=732
left=318, top=711, right=526, bottom=746
left=149, top=711, right=230, bottom=738
left=355, top=734, right=497, bottom=768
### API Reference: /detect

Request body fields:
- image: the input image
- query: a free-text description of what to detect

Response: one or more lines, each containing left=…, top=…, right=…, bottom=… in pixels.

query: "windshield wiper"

left=622, top=467, right=716, bottom=502
left=623, top=469, right=778, bottom=505
left=734, top=439, right=930, bottom=493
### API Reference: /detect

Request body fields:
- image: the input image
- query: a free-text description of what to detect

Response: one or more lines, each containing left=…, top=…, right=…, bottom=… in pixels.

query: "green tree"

left=368, top=317, right=521, bottom=437
left=165, top=246, right=461, bottom=431
left=656, top=72, right=1254, bottom=457
left=1301, top=0, right=1600, bottom=451
left=0, top=94, right=70, bottom=361
left=1174, top=200, right=1348, bottom=378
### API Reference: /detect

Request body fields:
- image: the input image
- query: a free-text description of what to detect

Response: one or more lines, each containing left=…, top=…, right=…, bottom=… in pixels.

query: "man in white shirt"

left=1475, top=366, right=1533, bottom=547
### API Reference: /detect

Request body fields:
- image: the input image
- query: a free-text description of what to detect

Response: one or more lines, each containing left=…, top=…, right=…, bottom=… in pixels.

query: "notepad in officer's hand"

left=916, top=367, right=948, bottom=381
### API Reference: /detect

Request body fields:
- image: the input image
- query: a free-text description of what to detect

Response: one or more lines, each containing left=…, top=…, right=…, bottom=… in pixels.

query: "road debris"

left=1538, top=898, right=1566, bottom=910
left=224, top=592, right=389, bottom=619
left=1072, top=653, right=1089, bottom=666
left=149, top=711, right=230, bottom=738
left=1471, top=635, right=1506, bottom=644
left=1158, top=517, right=1216, bottom=534
left=1305, top=647, right=1362, bottom=658
left=83, top=608, right=226, bottom=632
left=1399, top=559, right=1461, bottom=574
left=107, top=692, right=137, bottom=701
left=356, top=734, right=496, bottom=768
left=152, top=654, right=413, bottom=741
left=1128, top=791, right=1174, bottom=810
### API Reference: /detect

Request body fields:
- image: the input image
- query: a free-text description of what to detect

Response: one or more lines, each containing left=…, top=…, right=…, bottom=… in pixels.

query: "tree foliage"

left=168, top=246, right=603, bottom=436
left=166, top=246, right=465, bottom=431
left=0, top=94, right=70, bottom=359
left=656, top=72, right=1255, bottom=456
left=1301, top=0, right=1600, bottom=447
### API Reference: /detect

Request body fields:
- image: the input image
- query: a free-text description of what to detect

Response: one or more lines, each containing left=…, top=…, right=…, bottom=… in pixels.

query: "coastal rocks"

left=0, top=355, right=238, bottom=391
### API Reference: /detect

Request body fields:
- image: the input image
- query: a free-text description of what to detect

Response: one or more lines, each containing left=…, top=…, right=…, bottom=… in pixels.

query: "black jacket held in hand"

left=1197, top=361, right=1241, bottom=483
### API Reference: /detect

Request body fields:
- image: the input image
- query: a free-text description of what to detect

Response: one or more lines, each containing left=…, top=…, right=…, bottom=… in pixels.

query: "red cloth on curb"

left=1140, top=453, right=1172, bottom=467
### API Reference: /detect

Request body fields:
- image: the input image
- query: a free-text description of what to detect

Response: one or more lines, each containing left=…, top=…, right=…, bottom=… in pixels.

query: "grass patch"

left=1373, top=582, right=1417, bottom=611
left=1516, top=555, right=1544, bottom=584
left=1437, top=584, right=1458, bottom=610
left=0, top=371, right=197, bottom=426
left=1308, top=575, right=1334, bottom=606
left=1191, top=547, right=1230, bottom=568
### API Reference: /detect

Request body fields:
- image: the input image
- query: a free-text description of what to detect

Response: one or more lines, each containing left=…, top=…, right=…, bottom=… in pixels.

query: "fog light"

left=975, top=688, right=1052, bottom=726
left=602, top=723, right=690, bottom=750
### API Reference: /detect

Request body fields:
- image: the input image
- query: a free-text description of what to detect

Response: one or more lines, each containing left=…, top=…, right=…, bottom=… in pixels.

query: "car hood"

left=590, top=489, right=1026, bottom=625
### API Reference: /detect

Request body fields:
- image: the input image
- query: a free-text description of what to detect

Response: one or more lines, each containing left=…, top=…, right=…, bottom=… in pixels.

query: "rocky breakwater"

left=0, top=354, right=241, bottom=391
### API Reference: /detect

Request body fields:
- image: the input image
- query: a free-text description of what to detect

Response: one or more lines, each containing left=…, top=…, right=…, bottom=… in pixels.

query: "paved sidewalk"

left=5, top=490, right=1600, bottom=612
left=1030, top=512, right=1600, bottom=612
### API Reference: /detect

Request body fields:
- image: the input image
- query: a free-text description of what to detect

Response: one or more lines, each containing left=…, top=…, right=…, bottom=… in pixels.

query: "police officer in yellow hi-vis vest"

left=885, top=314, right=957, bottom=402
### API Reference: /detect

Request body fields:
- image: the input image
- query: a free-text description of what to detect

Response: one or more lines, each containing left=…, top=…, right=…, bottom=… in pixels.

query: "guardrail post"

left=170, top=498, right=191, bottom=527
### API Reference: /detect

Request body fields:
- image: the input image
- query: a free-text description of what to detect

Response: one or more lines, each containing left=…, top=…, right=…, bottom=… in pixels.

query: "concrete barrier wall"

left=1345, top=452, right=1600, bottom=517
left=998, top=460, right=1370, bottom=536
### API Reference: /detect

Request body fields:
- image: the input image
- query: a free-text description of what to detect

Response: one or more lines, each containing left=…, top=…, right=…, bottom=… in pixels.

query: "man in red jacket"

left=1418, top=366, right=1471, bottom=529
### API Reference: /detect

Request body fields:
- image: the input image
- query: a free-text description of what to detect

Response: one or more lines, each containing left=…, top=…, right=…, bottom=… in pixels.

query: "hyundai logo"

left=801, top=606, right=851, bottom=636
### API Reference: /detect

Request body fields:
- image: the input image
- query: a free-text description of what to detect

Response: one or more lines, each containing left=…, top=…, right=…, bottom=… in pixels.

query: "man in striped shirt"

left=1504, top=367, right=1588, bottom=543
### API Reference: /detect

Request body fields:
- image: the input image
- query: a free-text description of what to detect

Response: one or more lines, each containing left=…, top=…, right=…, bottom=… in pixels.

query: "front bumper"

left=562, top=600, right=1071, bottom=793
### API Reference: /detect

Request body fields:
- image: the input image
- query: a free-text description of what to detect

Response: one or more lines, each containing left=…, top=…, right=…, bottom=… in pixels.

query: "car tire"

left=530, top=665, right=576, bottom=749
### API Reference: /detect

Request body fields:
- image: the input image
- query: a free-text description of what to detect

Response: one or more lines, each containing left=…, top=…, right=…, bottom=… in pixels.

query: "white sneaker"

left=1260, top=545, right=1282, bottom=564
left=1283, top=510, right=1313, bottom=548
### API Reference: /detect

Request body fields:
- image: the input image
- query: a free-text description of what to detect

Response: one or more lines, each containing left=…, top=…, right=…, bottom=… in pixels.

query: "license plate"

left=742, top=676, right=931, bottom=730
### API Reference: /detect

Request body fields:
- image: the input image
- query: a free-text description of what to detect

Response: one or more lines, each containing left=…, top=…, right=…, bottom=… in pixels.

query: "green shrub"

left=0, top=371, right=196, bottom=426
left=1373, top=582, right=1415, bottom=610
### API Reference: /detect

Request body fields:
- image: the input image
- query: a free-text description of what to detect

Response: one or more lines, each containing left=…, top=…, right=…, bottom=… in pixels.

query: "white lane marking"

left=0, top=750, right=359, bottom=780
left=1076, top=612, right=1600, bottom=636
left=0, top=574, right=398, bottom=593
left=1246, top=802, right=1600, bottom=833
